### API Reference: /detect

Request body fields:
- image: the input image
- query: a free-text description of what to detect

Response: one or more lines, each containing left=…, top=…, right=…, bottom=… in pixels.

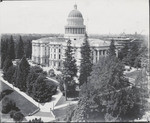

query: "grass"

left=0, top=81, right=38, bottom=116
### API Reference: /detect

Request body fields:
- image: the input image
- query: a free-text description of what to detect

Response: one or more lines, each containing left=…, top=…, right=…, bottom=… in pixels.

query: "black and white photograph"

left=0, top=0, right=149, bottom=122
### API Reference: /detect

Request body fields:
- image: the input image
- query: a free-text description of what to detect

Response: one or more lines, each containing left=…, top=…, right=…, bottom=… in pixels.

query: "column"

left=97, top=50, right=99, bottom=61
left=93, top=50, right=96, bottom=63
left=116, top=49, right=118, bottom=57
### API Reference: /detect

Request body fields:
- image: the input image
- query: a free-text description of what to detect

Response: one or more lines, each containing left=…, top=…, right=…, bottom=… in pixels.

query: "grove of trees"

left=65, top=39, right=148, bottom=122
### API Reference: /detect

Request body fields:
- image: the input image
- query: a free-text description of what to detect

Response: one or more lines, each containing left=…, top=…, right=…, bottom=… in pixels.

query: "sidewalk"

left=54, top=101, right=78, bottom=110
left=0, top=71, right=62, bottom=122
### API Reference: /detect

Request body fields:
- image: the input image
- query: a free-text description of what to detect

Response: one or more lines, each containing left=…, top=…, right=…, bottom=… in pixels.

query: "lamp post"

left=64, top=82, right=67, bottom=101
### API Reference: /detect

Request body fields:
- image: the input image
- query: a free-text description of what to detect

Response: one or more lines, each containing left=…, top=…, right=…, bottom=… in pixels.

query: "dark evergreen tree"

left=118, top=43, right=129, bottom=61
left=62, top=39, right=77, bottom=99
left=16, top=56, right=30, bottom=91
left=25, top=40, right=32, bottom=59
left=108, top=39, right=116, bottom=57
left=1, top=39, right=8, bottom=68
left=7, top=35, right=15, bottom=60
left=3, top=56, right=15, bottom=83
left=26, top=66, right=43, bottom=95
left=16, top=36, right=24, bottom=59
left=32, top=74, right=53, bottom=103
left=79, top=33, right=92, bottom=86
left=126, top=42, right=140, bottom=67
left=3, top=65, right=15, bottom=84
left=3, top=56, right=13, bottom=73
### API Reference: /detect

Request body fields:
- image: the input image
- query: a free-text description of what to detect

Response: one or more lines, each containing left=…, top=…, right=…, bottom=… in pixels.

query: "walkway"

left=0, top=70, right=62, bottom=122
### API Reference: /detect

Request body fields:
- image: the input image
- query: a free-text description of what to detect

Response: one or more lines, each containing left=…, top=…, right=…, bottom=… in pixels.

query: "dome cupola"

left=64, top=4, right=86, bottom=39
left=68, top=4, right=83, bottom=18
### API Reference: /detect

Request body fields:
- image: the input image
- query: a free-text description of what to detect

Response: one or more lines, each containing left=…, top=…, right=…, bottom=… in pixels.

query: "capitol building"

left=32, top=4, right=121, bottom=70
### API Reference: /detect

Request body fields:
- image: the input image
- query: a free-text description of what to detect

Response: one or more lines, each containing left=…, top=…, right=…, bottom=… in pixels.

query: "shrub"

left=10, top=110, right=17, bottom=118
left=48, top=69, right=55, bottom=77
left=28, top=118, right=44, bottom=123
left=0, top=89, right=14, bottom=101
left=32, top=75, right=57, bottom=103
left=12, top=111, right=24, bottom=121
left=2, top=97, right=16, bottom=114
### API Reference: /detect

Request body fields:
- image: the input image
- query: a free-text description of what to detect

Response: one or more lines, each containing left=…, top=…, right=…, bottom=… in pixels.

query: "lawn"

left=0, top=81, right=38, bottom=116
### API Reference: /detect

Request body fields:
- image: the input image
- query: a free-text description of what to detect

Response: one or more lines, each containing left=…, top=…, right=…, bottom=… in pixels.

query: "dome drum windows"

left=65, top=27, right=85, bottom=34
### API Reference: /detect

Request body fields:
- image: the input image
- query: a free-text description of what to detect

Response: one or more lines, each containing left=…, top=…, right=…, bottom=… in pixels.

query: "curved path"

left=0, top=70, right=62, bottom=122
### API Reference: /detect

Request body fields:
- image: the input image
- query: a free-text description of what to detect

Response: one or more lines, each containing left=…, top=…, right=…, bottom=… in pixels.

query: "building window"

left=74, top=38, right=76, bottom=40
left=54, top=54, right=56, bottom=59
left=54, top=49, right=56, bottom=52
left=58, top=62, right=61, bottom=67
left=59, top=54, right=61, bottom=59
left=103, top=50, right=105, bottom=55
left=54, top=62, right=56, bottom=66
left=45, top=59, right=46, bottom=63
left=59, top=49, right=61, bottom=53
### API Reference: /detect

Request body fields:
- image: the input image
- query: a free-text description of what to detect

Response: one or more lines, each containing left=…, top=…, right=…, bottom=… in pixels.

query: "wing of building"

left=32, top=4, right=122, bottom=70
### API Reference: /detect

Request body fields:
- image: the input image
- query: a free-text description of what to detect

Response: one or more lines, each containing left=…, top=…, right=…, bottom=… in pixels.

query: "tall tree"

left=62, top=39, right=77, bottom=100
left=3, top=56, right=14, bottom=83
left=1, top=39, right=8, bottom=68
left=79, top=33, right=92, bottom=86
left=25, top=40, right=32, bottom=59
left=108, top=39, right=116, bottom=57
left=3, top=56, right=13, bottom=73
left=16, top=36, right=24, bottom=59
left=7, top=35, right=15, bottom=60
left=126, top=42, right=140, bottom=67
left=16, top=56, right=30, bottom=91
left=26, top=66, right=43, bottom=95
left=118, top=43, right=129, bottom=61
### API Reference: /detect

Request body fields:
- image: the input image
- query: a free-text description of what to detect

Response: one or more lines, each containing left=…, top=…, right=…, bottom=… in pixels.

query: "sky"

left=0, top=0, right=149, bottom=35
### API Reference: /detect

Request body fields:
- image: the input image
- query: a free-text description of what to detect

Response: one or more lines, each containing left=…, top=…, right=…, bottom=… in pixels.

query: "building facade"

left=32, top=4, right=122, bottom=69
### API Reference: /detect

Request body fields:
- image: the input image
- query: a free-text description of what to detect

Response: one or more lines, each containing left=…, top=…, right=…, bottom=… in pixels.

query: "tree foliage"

left=62, top=39, right=77, bottom=96
left=71, top=56, right=146, bottom=122
left=16, top=36, right=24, bottom=59
left=28, top=118, right=44, bottom=123
left=79, top=33, right=92, bottom=86
left=26, top=66, right=43, bottom=95
left=108, top=39, right=116, bottom=57
left=1, top=39, right=9, bottom=68
left=125, top=42, right=141, bottom=68
left=15, top=56, right=30, bottom=91
left=118, top=43, right=129, bottom=61
left=25, top=40, right=32, bottom=59
left=32, top=74, right=56, bottom=103
left=7, top=35, right=15, bottom=60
